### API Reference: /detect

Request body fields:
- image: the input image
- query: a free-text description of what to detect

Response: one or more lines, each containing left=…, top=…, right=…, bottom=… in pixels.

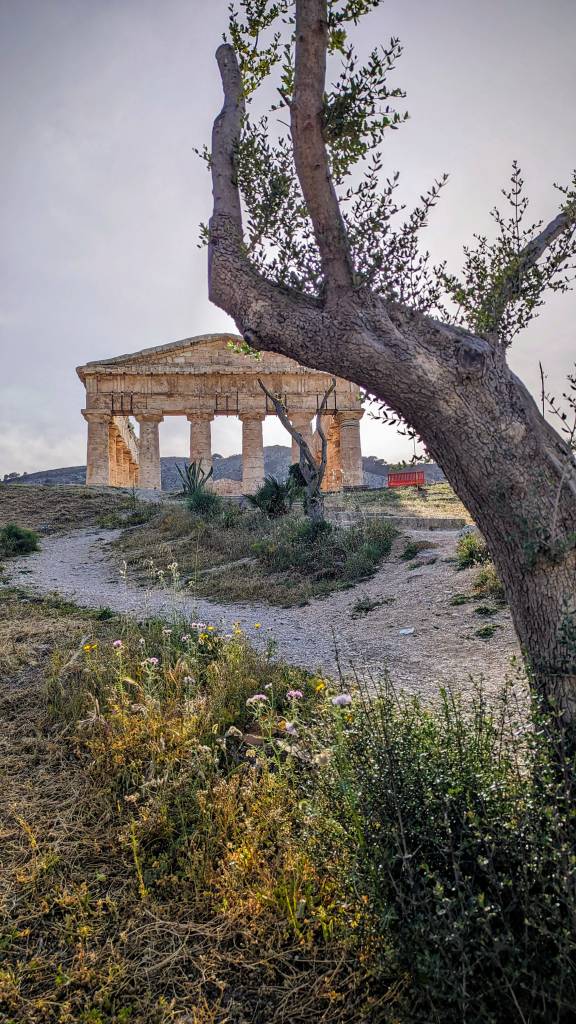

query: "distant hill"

left=3, top=446, right=445, bottom=491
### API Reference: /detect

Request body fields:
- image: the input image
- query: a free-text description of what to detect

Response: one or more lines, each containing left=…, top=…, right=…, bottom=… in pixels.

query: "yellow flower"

left=83, top=643, right=97, bottom=652
left=207, top=625, right=215, bottom=632
left=254, top=623, right=261, bottom=629
left=315, top=679, right=326, bottom=692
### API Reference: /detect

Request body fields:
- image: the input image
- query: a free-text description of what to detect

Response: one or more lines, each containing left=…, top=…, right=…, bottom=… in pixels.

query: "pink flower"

left=143, top=657, right=159, bottom=667
left=286, top=689, right=304, bottom=700
left=284, top=721, right=298, bottom=736
left=246, top=693, right=268, bottom=706
left=331, top=693, right=352, bottom=707
left=112, top=640, right=123, bottom=649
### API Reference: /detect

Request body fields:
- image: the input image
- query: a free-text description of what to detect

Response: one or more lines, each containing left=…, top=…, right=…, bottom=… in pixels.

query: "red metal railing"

left=388, top=470, right=426, bottom=488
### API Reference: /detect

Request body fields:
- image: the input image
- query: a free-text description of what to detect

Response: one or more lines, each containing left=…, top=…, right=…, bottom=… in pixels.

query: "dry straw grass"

left=0, top=592, right=384, bottom=1024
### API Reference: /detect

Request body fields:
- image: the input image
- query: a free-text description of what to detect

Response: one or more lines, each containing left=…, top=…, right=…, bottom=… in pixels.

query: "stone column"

left=321, top=416, right=343, bottom=492
left=136, top=414, right=163, bottom=490
left=114, top=435, right=126, bottom=487
left=338, top=410, right=364, bottom=488
left=83, top=410, right=112, bottom=486
left=108, top=423, right=118, bottom=486
left=290, top=411, right=315, bottom=465
left=240, top=413, right=265, bottom=494
left=121, top=449, right=132, bottom=488
left=187, top=413, right=213, bottom=475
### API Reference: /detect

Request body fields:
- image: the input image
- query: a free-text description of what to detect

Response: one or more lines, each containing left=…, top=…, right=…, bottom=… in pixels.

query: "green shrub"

left=0, top=522, right=40, bottom=556
left=246, top=475, right=298, bottom=517
left=186, top=488, right=222, bottom=517
left=401, top=538, right=436, bottom=560
left=321, top=681, right=576, bottom=1023
left=254, top=516, right=396, bottom=584
left=456, top=529, right=490, bottom=568
left=474, top=560, right=506, bottom=602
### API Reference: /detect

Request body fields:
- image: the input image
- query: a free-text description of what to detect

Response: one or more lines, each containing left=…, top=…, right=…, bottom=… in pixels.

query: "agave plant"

left=176, top=460, right=213, bottom=496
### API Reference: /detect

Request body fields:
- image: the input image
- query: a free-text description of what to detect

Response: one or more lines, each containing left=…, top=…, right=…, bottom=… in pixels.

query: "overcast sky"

left=1, top=0, right=575, bottom=476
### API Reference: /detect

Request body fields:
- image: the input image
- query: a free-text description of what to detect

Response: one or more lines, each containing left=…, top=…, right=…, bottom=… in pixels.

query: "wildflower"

left=183, top=675, right=194, bottom=685
left=138, top=637, right=146, bottom=646
left=254, top=623, right=261, bottom=629
left=331, top=693, right=352, bottom=707
left=313, top=749, right=332, bottom=766
left=162, top=628, right=172, bottom=636
left=112, top=640, right=123, bottom=649
left=181, top=634, right=191, bottom=643
left=314, top=679, right=326, bottom=692
left=286, top=689, right=303, bottom=700
left=284, top=721, right=298, bottom=736
left=207, top=625, right=215, bottom=632
left=225, top=725, right=243, bottom=740
left=141, top=657, right=159, bottom=667
left=246, top=693, right=268, bottom=706
left=83, top=643, right=97, bottom=652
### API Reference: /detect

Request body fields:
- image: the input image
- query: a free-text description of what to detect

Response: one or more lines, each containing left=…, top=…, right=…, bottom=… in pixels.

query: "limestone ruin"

left=77, top=333, right=364, bottom=493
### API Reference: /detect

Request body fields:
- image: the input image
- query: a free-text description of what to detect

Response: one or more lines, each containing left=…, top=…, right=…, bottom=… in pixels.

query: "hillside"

left=3, top=446, right=445, bottom=491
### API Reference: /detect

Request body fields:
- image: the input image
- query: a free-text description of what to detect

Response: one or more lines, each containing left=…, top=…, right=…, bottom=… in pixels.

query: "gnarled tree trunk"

left=207, top=4, right=576, bottom=723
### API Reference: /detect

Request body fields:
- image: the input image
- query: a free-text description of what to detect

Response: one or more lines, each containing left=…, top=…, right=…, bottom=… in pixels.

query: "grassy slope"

left=0, top=591, right=371, bottom=1024
left=0, top=484, right=155, bottom=535
left=326, top=482, right=472, bottom=520
left=115, top=505, right=397, bottom=606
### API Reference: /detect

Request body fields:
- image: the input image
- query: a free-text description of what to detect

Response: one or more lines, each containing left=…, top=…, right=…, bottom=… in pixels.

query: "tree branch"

left=257, top=377, right=336, bottom=492
left=485, top=208, right=576, bottom=333
left=291, top=0, right=355, bottom=296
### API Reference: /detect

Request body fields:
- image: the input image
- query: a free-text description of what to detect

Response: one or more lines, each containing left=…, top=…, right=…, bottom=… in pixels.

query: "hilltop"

left=3, top=445, right=445, bottom=490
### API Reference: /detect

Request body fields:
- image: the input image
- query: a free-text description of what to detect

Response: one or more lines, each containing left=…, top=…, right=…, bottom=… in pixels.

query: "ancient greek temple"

left=77, top=333, right=364, bottom=493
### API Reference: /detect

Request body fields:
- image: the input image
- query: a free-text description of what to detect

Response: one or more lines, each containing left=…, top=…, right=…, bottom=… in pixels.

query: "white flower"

left=331, top=693, right=352, bottom=707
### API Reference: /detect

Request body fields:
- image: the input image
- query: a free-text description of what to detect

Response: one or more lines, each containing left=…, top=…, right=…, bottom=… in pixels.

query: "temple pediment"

left=77, top=333, right=308, bottom=380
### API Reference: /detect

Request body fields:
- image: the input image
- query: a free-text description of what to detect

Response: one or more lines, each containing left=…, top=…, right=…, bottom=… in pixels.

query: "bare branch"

left=485, top=208, right=576, bottom=332
left=209, top=43, right=245, bottom=239
left=291, top=0, right=355, bottom=296
left=257, top=376, right=336, bottom=495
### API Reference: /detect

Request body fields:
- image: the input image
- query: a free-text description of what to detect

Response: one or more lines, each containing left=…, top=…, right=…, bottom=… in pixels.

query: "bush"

left=456, top=529, right=490, bottom=568
left=0, top=522, right=40, bottom=556
left=254, top=516, right=396, bottom=584
left=474, top=560, right=506, bottom=602
left=320, top=681, right=576, bottom=1023
left=186, top=487, right=222, bottom=517
left=401, top=538, right=436, bottom=561
left=246, top=475, right=298, bottom=517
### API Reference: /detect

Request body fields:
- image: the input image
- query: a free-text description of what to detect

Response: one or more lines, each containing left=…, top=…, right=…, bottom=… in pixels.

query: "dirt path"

left=2, top=526, right=519, bottom=698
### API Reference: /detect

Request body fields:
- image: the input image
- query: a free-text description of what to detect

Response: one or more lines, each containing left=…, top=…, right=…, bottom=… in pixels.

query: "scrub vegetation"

left=1, top=590, right=574, bottom=1023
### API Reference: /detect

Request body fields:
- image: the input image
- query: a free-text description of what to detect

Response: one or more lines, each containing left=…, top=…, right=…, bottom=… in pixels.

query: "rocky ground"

left=2, top=521, right=519, bottom=698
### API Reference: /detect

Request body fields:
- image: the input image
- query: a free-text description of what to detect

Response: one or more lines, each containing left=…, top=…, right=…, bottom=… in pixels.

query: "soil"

left=2, top=524, right=519, bottom=699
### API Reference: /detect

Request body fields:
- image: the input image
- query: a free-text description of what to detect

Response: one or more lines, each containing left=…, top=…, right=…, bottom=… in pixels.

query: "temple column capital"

left=186, top=411, right=214, bottom=423
left=239, top=411, right=266, bottom=422
left=135, top=413, right=164, bottom=424
left=82, top=409, right=111, bottom=423
left=336, top=409, right=364, bottom=424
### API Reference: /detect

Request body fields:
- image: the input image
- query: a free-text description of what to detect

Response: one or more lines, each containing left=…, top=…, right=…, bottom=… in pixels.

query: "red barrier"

left=388, top=470, right=426, bottom=488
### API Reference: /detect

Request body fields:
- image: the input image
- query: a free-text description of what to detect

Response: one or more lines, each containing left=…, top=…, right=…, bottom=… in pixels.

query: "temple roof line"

left=76, top=333, right=242, bottom=379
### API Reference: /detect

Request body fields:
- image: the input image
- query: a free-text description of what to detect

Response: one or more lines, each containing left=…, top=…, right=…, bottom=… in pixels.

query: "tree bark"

left=207, top=10, right=576, bottom=723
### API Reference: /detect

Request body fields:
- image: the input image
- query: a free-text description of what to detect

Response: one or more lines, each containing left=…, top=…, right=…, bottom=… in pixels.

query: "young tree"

left=258, top=376, right=335, bottom=522
left=206, top=0, right=576, bottom=723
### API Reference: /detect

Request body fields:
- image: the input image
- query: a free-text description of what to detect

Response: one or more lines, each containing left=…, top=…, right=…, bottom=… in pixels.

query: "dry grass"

left=115, top=505, right=396, bottom=606
left=0, top=592, right=388, bottom=1024
left=0, top=484, right=157, bottom=536
left=327, top=482, right=472, bottom=521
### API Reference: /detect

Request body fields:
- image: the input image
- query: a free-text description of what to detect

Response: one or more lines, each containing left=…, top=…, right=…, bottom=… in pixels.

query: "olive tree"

left=205, top=0, right=576, bottom=723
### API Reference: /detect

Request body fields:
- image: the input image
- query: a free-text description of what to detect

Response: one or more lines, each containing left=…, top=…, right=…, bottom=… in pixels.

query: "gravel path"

left=2, top=527, right=519, bottom=697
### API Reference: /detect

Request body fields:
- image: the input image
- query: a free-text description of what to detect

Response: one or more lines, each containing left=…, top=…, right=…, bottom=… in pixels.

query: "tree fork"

left=208, top=1, right=576, bottom=725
